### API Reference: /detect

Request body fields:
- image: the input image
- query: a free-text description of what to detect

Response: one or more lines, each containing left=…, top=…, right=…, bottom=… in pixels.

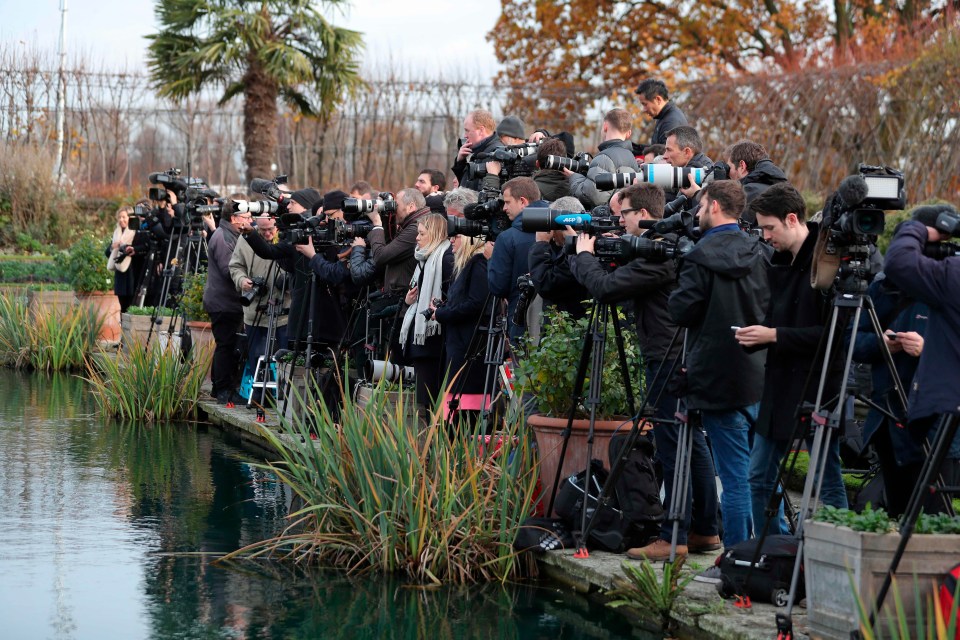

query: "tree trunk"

left=242, top=57, right=279, bottom=184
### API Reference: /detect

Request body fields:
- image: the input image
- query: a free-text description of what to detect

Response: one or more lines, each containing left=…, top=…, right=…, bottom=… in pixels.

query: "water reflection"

left=0, top=371, right=636, bottom=639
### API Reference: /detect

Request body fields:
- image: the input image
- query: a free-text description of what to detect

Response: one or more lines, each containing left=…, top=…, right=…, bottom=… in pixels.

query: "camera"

left=364, top=359, right=415, bottom=384
left=467, top=144, right=542, bottom=181
left=542, top=153, right=592, bottom=174
left=521, top=207, right=620, bottom=236
left=456, top=192, right=509, bottom=241
left=513, top=274, right=537, bottom=327
left=278, top=213, right=371, bottom=246
left=343, top=196, right=397, bottom=217
left=447, top=216, right=491, bottom=240
left=231, top=199, right=281, bottom=215
left=595, top=165, right=708, bottom=191
left=148, top=187, right=170, bottom=202
left=563, top=233, right=693, bottom=264
left=241, top=276, right=269, bottom=306
left=420, top=297, right=444, bottom=320
left=923, top=242, right=960, bottom=260
left=117, top=243, right=133, bottom=255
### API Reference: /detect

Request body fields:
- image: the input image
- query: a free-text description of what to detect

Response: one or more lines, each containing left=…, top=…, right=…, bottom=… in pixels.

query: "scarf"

left=107, top=225, right=136, bottom=272
left=400, top=241, right=450, bottom=348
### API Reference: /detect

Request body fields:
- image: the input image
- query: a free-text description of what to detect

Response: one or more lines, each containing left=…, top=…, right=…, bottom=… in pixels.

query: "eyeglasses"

left=620, top=208, right=639, bottom=215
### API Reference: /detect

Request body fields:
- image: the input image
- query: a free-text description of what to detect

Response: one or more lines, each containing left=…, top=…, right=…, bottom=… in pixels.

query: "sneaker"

left=687, top=533, right=722, bottom=553
left=626, top=538, right=687, bottom=562
left=215, top=390, right=232, bottom=405
left=693, top=564, right=723, bottom=584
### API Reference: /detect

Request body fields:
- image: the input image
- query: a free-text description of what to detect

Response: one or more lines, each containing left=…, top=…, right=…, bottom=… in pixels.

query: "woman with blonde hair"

left=431, top=232, right=491, bottom=429
left=400, top=213, right=454, bottom=409
left=106, top=206, right=138, bottom=312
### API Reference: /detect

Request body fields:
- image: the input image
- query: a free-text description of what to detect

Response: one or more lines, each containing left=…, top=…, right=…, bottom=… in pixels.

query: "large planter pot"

left=355, top=382, right=418, bottom=426
left=186, top=320, right=214, bottom=383
left=28, top=289, right=77, bottom=317
left=77, top=292, right=121, bottom=344
left=121, top=313, right=160, bottom=347
left=528, top=413, right=633, bottom=517
left=804, top=520, right=960, bottom=639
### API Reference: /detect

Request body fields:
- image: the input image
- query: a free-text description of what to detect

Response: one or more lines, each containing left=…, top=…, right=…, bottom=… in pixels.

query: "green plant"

left=607, top=557, right=693, bottom=632
left=815, top=504, right=897, bottom=533
left=0, top=296, right=102, bottom=371
left=225, top=377, right=541, bottom=584
left=514, top=308, right=641, bottom=419
left=57, top=235, right=112, bottom=294
left=852, top=573, right=960, bottom=639
left=85, top=339, right=211, bottom=421
left=126, top=305, right=173, bottom=317
left=179, top=271, right=209, bottom=322
left=0, top=257, right=66, bottom=284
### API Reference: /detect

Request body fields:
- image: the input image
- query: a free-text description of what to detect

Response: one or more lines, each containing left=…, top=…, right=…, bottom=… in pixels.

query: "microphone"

left=249, top=178, right=280, bottom=197
left=552, top=213, right=591, bottom=225
left=148, top=172, right=174, bottom=185
left=837, top=175, right=869, bottom=209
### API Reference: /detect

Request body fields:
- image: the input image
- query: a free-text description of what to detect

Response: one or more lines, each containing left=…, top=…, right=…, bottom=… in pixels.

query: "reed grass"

left=229, top=378, right=541, bottom=585
left=85, top=339, right=211, bottom=422
left=852, top=573, right=960, bottom=639
left=0, top=295, right=101, bottom=371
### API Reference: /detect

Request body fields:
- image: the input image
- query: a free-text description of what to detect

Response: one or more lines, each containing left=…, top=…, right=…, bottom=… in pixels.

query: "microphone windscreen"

left=837, top=175, right=869, bottom=209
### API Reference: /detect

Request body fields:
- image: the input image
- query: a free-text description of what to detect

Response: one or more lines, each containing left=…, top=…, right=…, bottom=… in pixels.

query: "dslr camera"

left=541, top=152, right=593, bottom=175
left=240, top=276, right=269, bottom=306
left=448, top=190, right=508, bottom=241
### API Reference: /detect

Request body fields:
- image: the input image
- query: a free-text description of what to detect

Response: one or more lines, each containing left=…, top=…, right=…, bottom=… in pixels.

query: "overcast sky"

left=1, top=0, right=503, bottom=81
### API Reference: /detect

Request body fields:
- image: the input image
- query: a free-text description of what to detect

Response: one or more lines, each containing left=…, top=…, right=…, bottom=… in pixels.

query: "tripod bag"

left=715, top=534, right=802, bottom=607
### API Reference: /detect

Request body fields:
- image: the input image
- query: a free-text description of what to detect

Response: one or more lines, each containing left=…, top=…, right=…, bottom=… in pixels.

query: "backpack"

left=513, top=517, right=576, bottom=554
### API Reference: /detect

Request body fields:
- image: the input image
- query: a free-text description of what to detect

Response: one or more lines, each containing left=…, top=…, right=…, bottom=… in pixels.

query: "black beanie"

left=290, top=188, right=322, bottom=211
left=322, top=190, right=349, bottom=212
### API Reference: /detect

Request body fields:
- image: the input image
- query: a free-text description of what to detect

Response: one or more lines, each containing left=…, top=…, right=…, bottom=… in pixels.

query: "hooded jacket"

left=740, top=159, right=788, bottom=224
left=533, top=169, right=570, bottom=202
left=568, top=139, right=639, bottom=209
left=668, top=225, right=770, bottom=410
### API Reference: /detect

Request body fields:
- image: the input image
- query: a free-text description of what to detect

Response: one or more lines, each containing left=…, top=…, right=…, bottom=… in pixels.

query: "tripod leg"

left=576, top=304, right=609, bottom=557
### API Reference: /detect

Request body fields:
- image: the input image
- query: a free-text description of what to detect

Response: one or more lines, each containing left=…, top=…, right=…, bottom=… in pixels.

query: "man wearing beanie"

left=288, top=188, right=322, bottom=215
left=452, top=108, right=505, bottom=192
left=497, top=115, right=535, bottom=180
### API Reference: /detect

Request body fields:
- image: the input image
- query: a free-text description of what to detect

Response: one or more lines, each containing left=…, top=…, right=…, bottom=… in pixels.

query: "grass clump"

left=607, top=557, right=693, bottom=633
left=232, top=378, right=541, bottom=585
left=85, top=339, right=211, bottom=422
left=0, top=295, right=101, bottom=371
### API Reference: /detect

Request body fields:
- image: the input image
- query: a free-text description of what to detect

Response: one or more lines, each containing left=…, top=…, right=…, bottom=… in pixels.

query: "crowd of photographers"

left=108, top=77, right=960, bottom=570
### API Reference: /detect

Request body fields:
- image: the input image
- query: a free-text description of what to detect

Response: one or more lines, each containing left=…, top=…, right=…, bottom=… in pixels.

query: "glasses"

left=620, top=208, right=639, bottom=215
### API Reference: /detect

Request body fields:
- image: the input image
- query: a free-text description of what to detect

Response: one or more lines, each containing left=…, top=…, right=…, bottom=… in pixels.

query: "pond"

left=0, top=371, right=640, bottom=639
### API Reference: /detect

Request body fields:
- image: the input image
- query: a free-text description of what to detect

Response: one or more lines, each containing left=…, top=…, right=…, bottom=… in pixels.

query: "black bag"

left=513, top=517, right=576, bottom=554
left=608, top=432, right=664, bottom=533
left=716, top=534, right=802, bottom=607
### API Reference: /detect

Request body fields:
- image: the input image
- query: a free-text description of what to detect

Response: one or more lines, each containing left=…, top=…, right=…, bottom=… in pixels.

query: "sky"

left=1, top=0, right=504, bottom=81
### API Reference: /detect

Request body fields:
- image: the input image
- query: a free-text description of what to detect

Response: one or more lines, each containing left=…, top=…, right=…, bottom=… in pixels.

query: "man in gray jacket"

left=203, top=202, right=252, bottom=405
left=565, top=108, right=639, bottom=209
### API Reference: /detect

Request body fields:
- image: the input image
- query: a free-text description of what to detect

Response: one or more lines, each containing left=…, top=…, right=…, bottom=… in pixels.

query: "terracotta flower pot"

left=77, top=292, right=121, bottom=344
left=527, top=413, right=635, bottom=517
left=28, top=289, right=77, bottom=317
left=186, top=320, right=214, bottom=383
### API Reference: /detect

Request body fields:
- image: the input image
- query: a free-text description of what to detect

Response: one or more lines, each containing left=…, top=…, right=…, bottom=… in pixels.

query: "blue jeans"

left=701, top=404, right=758, bottom=547
left=748, top=432, right=792, bottom=537
left=646, top=361, right=719, bottom=545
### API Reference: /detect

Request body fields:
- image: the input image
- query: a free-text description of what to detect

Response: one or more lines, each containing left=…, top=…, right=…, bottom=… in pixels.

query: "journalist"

left=527, top=196, right=589, bottom=319
left=443, top=188, right=479, bottom=219
left=496, top=115, right=535, bottom=180
left=532, top=138, right=571, bottom=202
left=415, top=170, right=446, bottom=197
left=668, top=180, right=769, bottom=552
left=366, top=188, right=432, bottom=295
left=565, top=108, right=638, bottom=209
left=660, top=126, right=715, bottom=211
left=106, top=206, right=139, bottom=312
left=635, top=78, right=689, bottom=146
left=488, top=177, right=541, bottom=341
left=723, top=140, right=787, bottom=224
left=452, top=109, right=505, bottom=192
left=571, top=183, right=720, bottom=561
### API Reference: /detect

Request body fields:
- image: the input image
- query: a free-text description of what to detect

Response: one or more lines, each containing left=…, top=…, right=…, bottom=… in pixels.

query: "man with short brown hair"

left=452, top=108, right=505, bottom=192
left=565, top=107, right=638, bottom=209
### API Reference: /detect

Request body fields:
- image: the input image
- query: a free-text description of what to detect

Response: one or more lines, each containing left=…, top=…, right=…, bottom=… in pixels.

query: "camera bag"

left=715, top=534, right=802, bottom=607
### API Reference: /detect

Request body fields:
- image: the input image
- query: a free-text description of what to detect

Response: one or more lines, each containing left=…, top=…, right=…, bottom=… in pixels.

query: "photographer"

left=532, top=138, right=571, bottom=202
left=527, top=196, right=589, bottom=319
left=883, top=205, right=960, bottom=512
left=366, top=188, right=432, bottom=295
left=565, top=108, right=638, bottom=209
left=415, top=169, right=446, bottom=197
left=723, top=140, right=787, bottom=224
left=571, top=183, right=720, bottom=561
left=735, top=183, right=846, bottom=539
left=203, top=204, right=254, bottom=405
left=443, top=188, right=479, bottom=219
left=662, top=126, right=714, bottom=208
left=488, top=177, right=541, bottom=340
left=229, top=213, right=290, bottom=384
left=496, top=115, right=535, bottom=180
left=668, top=180, right=769, bottom=550
left=452, top=109, right=505, bottom=192
left=635, top=78, right=689, bottom=146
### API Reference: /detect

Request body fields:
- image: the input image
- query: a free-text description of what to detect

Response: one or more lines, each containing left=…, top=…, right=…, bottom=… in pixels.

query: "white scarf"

left=106, top=225, right=136, bottom=272
left=400, top=241, right=450, bottom=347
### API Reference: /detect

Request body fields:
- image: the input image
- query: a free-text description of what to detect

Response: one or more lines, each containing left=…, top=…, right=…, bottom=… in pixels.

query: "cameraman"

left=532, top=138, right=571, bottom=202
left=488, top=177, right=541, bottom=341
left=668, top=180, right=769, bottom=550
left=571, top=183, right=720, bottom=561
left=443, top=188, right=479, bottom=219
left=565, top=108, right=638, bottom=209
left=366, top=188, right=432, bottom=296
left=662, top=126, right=714, bottom=207
left=528, top=196, right=589, bottom=319
left=883, top=204, right=960, bottom=512
left=229, top=213, right=290, bottom=385
left=635, top=78, right=689, bottom=146
left=452, top=109, right=505, bottom=192
left=723, top=139, right=787, bottom=224
left=496, top=115, right=535, bottom=180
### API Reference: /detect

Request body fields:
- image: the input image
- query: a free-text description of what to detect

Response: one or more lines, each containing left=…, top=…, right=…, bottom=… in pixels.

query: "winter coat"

left=348, top=244, right=380, bottom=286
left=452, top=133, right=506, bottom=192
left=367, top=207, right=431, bottom=295
left=568, top=139, right=639, bottom=209
left=533, top=169, right=570, bottom=203
left=751, top=223, right=840, bottom=441
left=851, top=274, right=927, bottom=465
left=528, top=240, right=589, bottom=319
left=884, top=220, right=960, bottom=422
left=668, top=224, right=770, bottom=411
left=651, top=101, right=689, bottom=146
left=203, top=219, right=244, bottom=314
left=740, top=159, right=788, bottom=224
left=402, top=248, right=455, bottom=361
left=434, top=253, right=491, bottom=394
left=571, top=233, right=680, bottom=362
left=228, top=233, right=291, bottom=328
left=487, top=212, right=537, bottom=339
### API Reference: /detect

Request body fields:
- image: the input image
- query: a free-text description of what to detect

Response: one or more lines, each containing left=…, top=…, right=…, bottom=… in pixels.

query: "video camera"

left=521, top=207, right=620, bottom=236
left=277, top=213, right=372, bottom=247
left=595, top=165, right=708, bottom=191
left=450, top=191, right=508, bottom=241
left=561, top=233, right=694, bottom=264
left=913, top=204, right=960, bottom=260
left=467, top=143, right=543, bottom=181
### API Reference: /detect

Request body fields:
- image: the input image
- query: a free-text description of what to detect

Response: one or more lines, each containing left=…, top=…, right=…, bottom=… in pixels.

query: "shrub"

left=180, top=271, right=210, bottom=322
left=0, top=142, right=76, bottom=247
left=0, top=295, right=102, bottom=371
left=57, top=235, right=112, bottom=294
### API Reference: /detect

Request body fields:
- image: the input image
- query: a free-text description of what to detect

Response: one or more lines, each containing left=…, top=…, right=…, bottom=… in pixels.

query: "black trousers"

left=209, top=311, right=244, bottom=397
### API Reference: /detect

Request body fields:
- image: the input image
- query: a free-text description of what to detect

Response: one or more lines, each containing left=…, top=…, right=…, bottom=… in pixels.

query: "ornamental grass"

left=0, top=295, right=101, bottom=371
left=85, top=339, right=211, bottom=422
left=231, top=378, right=541, bottom=585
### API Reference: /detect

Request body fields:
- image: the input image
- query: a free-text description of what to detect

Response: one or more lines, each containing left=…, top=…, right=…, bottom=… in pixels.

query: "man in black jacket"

left=566, top=108, right=639, bottom=209
left=736, top=183, right=846, bottom=538
left=366, top=188, right=432, bottom=295
left=668, top=180, right=769, bottom=551
left=723, top=140, right=788, bottom=225
left=635, top=78, right=689, bottom=146
left=663, top=126, right=714, bottom=209
left=528, top=196, right=589, bottom=319
left=451, top=109, right=505, bottom=192
left=572, top=183, right=720, bottom=561
left=532, top=138, right=570, bottom=203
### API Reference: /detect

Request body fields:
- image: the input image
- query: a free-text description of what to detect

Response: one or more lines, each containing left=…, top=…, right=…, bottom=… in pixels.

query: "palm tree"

left=146, top=0, right=363, bottom=182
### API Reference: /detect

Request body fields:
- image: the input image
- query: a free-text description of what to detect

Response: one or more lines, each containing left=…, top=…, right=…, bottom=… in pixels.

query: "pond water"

left=0, top=371, right=640, bottom=639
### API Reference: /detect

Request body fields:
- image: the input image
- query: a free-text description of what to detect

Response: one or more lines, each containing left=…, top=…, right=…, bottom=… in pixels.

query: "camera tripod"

left=543, top=300, right=640, bottom=557
left=146, top=225, right=208, bottom=353
left=246, top=261, right=288, bottom=422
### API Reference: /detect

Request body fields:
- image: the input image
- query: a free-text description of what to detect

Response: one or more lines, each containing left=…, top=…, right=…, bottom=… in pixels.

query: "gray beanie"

left=496, top=115, right=526, bottom=140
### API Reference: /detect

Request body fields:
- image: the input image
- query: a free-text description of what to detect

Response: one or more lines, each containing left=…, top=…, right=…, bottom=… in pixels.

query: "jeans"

left=748, top=432, right=793, bottom=537
left=701, top=404, right=758, bottom=547
left=646, top=361, right=719, bottom=545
